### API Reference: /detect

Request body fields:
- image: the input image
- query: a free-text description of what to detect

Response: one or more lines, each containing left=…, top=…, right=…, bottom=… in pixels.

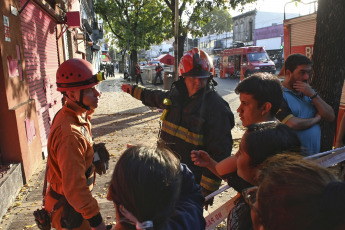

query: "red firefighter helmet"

left=56, top=58, right=104, bottom=91
left=178, top=47, right=215, bottom=78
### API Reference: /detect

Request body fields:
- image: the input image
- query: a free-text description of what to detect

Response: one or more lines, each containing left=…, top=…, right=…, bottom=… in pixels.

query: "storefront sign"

left=3, top=15, right=11, bottom=42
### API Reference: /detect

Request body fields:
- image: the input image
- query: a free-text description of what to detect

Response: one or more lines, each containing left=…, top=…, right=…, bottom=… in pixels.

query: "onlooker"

left=335, top=113, right=345, bottom=148
left=192, top=122, right=302, bottom=230
left=121, top=48, right=235, bottom=200
left=250, top=154, right=345, bottom=230
left=107, top=144, right=205, bottom=230
left=153, top=63, right=164, bottom=85
left=236, top=73, right=283, bottom=127
left=276, top=53, right=335, bottom=155
left=134, top=63, right=144, bottom=85
left=45, top=59, right=106, bottom=230
left=191, top=73, right=283, bottom=182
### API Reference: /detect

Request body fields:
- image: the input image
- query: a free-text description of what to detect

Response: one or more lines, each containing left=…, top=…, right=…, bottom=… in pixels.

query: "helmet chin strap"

left=77, top=89, right=91, bottom=110
left=63, top=90, right=90, bottom=111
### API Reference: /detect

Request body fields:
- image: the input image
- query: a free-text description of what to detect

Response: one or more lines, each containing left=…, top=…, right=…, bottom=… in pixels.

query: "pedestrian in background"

left=122, top=48, right=235, bottom=204
left=153, top=63, right=164, bottom=85
left=135, top=63, right=144, bottom=85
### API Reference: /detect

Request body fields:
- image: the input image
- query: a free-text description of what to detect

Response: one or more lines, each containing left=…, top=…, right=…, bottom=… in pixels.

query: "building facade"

left=232, top=10, right=299, bottom=62
left=232, top=10, right=256, bottom=46
left=0, top=0, right=102, bottom=219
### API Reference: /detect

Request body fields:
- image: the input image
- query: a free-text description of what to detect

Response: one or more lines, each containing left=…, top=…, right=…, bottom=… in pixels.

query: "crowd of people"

left=41, top=48, right=345, bottom=230
left=100, top=63, right=118, bottom=78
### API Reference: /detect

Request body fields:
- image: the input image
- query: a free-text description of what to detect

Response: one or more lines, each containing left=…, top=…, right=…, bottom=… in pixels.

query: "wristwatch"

left=311, top=92, right=318, bottom=99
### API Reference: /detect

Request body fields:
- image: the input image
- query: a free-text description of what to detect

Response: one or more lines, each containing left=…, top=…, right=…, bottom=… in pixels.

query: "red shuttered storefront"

left=20, top=0, right=62, bottom=151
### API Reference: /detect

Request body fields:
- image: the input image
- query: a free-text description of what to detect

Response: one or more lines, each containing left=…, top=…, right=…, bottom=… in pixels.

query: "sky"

left=230, top=0, right=318, bottom=16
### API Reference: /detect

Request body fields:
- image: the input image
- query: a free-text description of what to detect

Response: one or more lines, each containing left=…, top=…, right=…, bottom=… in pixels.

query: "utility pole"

left=174, top=0, right=179, bottom=81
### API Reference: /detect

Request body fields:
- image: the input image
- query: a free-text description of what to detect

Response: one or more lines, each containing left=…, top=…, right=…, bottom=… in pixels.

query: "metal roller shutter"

left=20, top=0, right=62, bottom=149
left=291, top=19, right=316, bottom=46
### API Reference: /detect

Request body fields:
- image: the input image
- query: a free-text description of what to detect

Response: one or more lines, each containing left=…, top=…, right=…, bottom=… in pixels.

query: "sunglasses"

left=242, top=186, right=262, bottom=219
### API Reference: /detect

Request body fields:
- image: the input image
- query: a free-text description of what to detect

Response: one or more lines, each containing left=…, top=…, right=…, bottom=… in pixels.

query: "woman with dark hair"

left=248, top=154, right=345, bottom=230
left=191, top=121, right=303, bottom=230
left=107, top=145, right=205, bottom=230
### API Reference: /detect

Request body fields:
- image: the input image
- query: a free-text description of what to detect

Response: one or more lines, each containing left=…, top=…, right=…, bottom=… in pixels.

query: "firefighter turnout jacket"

left=130, top=82, right=235, bottom=196
left=45, top=104, right=100, bottom=229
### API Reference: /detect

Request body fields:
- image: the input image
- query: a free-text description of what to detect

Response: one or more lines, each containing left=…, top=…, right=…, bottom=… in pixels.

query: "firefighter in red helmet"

left=44, top=58, right=107, bottom=230
left=122, top=48, right=235, bottom=206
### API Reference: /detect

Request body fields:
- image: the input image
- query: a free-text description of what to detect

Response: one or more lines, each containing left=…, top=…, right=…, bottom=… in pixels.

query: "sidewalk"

left=0, top=72, right=243, bottom=229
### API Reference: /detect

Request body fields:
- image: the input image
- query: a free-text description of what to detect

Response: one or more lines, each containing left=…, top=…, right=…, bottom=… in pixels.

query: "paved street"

left=0, top=72, right=244, bottom=229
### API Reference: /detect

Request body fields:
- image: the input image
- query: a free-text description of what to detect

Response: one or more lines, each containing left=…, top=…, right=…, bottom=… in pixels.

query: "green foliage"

left=95, top=0, right=170, bottom=52
left=163, top=0, right=231, bottom=38
left=95, top=0, right=259, bottom=62
left=227, top=0, right=258, bottom=9
left=198, top=7, right=232, bottom=35
left=163, top=0, right=258, bottom=60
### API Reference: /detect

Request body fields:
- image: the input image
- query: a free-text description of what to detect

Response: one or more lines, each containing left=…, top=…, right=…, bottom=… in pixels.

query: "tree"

left=311, top=0, right=345, bottom=151
left=199, top=8, right=232, bottom=35
left=95, top=0, right=170, bottom=76
left=163, top=0, right=256, bottom=63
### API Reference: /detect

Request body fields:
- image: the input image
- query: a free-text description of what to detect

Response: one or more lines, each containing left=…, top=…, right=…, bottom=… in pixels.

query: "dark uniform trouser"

left=153, top=72, right=162, bottom=84
left=136, top=74, right=143, bottom=85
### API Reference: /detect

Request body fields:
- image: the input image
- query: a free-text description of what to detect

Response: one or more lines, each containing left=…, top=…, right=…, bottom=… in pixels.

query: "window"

left=242, top=55, right=248, bottom=63
left=249, top=21, right=253, bottom=41
left=228, top=56, right=234, bottom=64
left=234, top=24, right=238, bottom=40
left=240, top=23, right=244, bottom=41
left=247, top=53, right=270, bottom=62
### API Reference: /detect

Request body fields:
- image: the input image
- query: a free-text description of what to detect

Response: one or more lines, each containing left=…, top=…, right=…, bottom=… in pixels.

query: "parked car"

left=148, top=60, right=161, bottom=66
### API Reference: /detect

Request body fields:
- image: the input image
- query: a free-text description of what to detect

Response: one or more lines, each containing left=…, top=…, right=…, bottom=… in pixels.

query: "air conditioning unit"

left=66, top=11, right=81, bottom=29
left=77, top=33, right=84, bottom=40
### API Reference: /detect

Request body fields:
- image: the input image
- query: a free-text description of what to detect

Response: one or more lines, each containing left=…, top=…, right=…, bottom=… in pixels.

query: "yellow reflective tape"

left=161, top=120, right=204, bottom=146
left=160, top=109, right=168, bottom=121
left=176, top=127, right=203, bottom=145
left=281, top=114, right=294, bottom=124
left=200, top=175, right=221, bottom=192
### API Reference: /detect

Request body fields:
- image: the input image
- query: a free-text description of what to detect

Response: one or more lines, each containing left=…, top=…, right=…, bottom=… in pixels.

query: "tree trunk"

left=311, top=0, right=345, bottom=151
left=120, top=49, right=126, bottom=73
left=130, top=50, right=138, bottom=78
left=177, top=33, right=187, bottom=63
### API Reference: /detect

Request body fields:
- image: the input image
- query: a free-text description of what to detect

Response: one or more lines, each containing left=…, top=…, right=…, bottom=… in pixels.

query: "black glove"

left=202, top=188, right=214, bottom=210
left=93, top=143, right=110, bottom=175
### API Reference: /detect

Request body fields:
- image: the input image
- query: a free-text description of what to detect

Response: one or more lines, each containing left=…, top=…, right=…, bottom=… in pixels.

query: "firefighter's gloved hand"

left=121, top=84, right=133, bottom=94
left=93, top=143, right=110, bottom=175
left=94, top=161, right=106, bottom=175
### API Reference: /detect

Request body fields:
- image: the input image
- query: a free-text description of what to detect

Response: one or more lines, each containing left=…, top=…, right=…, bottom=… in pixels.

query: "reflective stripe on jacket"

left=131, top=84, right=235, bottom=195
